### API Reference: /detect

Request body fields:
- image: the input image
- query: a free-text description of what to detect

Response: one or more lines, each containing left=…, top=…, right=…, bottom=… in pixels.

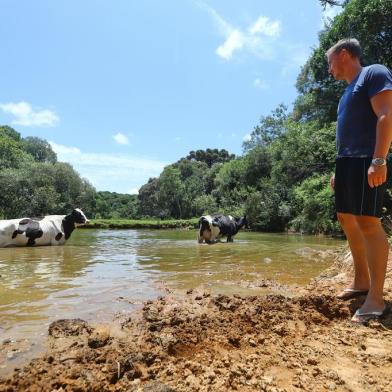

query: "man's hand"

left=368, top=164, right=387, bottom=188
left=330, top=174, right=335, bottom=190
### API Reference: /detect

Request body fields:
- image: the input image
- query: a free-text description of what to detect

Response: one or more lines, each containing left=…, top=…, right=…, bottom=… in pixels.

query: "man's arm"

left=368, top=90, right=392, bottom=188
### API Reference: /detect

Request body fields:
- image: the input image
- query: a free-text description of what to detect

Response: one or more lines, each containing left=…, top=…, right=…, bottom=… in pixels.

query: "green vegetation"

left=0, top=126, right=96, bottom=219
left=1, top=0, right=391, bottom=234
left=94, top=192, right=139, bottom=219
left=85, top=218, right=199, bottom=229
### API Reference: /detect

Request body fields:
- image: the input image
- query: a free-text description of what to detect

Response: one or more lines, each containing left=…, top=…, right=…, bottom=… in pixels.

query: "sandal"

left=351, top=305, right=390, bottom=324
left=337, top=288, right=369, bottom=300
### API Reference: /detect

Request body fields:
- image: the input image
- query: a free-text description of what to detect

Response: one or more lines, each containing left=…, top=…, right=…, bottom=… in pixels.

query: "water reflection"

left=134, top=230, right=342, bottom=292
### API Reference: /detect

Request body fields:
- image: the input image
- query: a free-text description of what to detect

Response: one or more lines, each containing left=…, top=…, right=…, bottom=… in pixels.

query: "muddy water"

left=0, top=229, right=343, bottom=374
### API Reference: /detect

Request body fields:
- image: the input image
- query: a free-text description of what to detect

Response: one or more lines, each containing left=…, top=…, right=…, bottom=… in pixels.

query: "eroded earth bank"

left=1, top=249, right=392, bottom=392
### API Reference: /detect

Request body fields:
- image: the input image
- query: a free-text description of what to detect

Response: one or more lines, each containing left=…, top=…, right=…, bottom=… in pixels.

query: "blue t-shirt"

left=336, top=64, right=392, bottom=157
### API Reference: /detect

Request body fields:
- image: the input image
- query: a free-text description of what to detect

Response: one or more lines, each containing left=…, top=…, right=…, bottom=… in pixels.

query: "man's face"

left=328, top=51, right=345, bottom=80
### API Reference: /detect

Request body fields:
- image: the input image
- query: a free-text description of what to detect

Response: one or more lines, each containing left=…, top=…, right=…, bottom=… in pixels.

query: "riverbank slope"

left=1, top=250, right=391, bottom=392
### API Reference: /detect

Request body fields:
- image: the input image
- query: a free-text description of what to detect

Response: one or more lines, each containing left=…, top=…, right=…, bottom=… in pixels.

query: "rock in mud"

left=48, top=319, right=93, bottom=338
left=141, top=381, right=176, bottom=391
left=87, top=327, right=110, bottom=348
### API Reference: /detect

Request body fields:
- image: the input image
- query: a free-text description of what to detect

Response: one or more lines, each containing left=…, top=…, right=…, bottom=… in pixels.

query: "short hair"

left=326, top=38, right=361, bottom=59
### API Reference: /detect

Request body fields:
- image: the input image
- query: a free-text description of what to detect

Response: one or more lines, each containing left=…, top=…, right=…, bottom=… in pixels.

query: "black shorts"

left=335, top=157, right=387, bottom=218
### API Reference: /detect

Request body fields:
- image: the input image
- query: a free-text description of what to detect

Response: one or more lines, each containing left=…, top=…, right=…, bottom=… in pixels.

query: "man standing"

left=327, top=38, right=392, bottom=323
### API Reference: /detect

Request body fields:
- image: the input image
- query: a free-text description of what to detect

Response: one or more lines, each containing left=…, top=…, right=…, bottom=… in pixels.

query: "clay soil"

left=1, top=249, right=392, bottom=392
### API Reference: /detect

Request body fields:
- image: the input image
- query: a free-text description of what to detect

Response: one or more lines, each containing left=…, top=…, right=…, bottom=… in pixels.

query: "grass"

left=82, top=218, right=199, bottom=229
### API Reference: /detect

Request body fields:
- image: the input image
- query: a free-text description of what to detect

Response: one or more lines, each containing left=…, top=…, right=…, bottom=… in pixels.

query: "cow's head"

left=71, top=208, right=89, bottom=226
left=199, top=215, right=213, bottom=231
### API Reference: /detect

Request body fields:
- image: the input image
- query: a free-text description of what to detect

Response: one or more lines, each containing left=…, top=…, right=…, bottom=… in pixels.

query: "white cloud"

left=243, top=134, right=252, bottom=142
left=49, top=141, right=167, bottom=193
left=253, top=78, right=269, bottom=90
left=0, top=101, right=59, bottom=127
left=248, top=16, right=281, bottom=37
left=128, top=188, right=139, bottom=195
left=197, top=2, right=282, bottom=61
left=216, top=30, right=245, bottom=60
left=51, top=143, right=81, bottom=154
left=113, top=132, right=129, bottom=145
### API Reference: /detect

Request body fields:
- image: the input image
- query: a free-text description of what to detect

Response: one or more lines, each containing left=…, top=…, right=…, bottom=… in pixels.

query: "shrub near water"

left=85, top=218, right=199, bottom=229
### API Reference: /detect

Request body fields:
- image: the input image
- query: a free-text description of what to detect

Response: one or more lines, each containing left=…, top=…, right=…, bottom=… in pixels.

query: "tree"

left=93, top=191, right=138, bottom=219
left=192, top=195, right=218, bottom=216
left=0, top=125, right=21, bottom=141
left=0, top=167, right=35, bottom=218
left=0, top=133, right=33, bottom=169
left=242, top=104, right=288, bottom=152
left=319, top=0, right=345, bottom=7
left=186, top=148, right=235, bottom=168
left=214, top=158, right=247, bottom=195
left=269, top=120, right=335, bottom=190
left=243, top=146, right=272, bottom=187
left=290, top=174, right=338, bottom=234
left=244, top=179, right=291, bottom=232
left=138, top=178, right=160, bottom=217
left=203, top=162, right=224, bottom=195
left=295, top=0, right=392, bottom=124
left=157, top=166, right=185, bottom=218
left=22, top=137, right=57, bottom=163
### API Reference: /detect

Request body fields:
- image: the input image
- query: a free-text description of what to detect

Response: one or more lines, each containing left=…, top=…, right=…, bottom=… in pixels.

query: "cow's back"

left=212, top=215, right=235, bottom=236
left=0, top=216, right=66, bottom=247
left=34, top=217, right=65, bottom=246
left=0, top=218, right=29, bottom=247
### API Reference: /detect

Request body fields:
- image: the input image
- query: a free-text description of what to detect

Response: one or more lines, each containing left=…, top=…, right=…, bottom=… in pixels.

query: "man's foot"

left=337, top=288, right=369, bottom=300
left=351, top=305, right=389, bottom=324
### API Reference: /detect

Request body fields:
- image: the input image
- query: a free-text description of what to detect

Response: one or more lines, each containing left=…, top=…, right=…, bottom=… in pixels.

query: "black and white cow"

left=0, top=208, right=89, bottom=248
left=198, top=214, right=248, bottom=244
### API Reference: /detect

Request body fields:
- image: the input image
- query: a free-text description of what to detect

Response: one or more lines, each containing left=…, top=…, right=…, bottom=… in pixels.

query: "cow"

left=0, top=208, right=89, bottom=248
left=198, top=214, right=248, bottom=244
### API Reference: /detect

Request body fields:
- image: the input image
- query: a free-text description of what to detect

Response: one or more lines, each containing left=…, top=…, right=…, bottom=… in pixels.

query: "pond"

left=0, top=228, right=343, bottom=374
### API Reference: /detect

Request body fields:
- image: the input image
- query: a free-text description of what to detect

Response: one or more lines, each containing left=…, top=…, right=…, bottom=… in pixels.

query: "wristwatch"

left=371, top=157, right=387, bottom=166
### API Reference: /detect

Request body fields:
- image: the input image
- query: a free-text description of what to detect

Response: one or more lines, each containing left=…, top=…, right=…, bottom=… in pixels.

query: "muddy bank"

left=1, top=250, right=391, bottom=392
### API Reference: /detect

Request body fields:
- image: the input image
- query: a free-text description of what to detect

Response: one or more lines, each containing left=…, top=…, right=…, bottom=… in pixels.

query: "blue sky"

left=0, top=0, right=340, bottom=193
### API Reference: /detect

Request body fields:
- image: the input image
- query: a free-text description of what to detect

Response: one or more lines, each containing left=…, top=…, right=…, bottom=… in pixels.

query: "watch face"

left=372, top=158, right=386, bottom=166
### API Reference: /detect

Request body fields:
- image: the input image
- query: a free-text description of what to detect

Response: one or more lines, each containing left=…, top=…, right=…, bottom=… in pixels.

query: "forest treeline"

left=1, top=0, right=391, bottom=233
left=137, top=0, right=392, bottom=233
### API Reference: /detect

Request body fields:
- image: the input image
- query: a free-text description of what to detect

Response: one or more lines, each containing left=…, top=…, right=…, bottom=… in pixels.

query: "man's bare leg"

left=337, top=212, right=370, bottom=293
left=354, top=215, right=388, bottom=314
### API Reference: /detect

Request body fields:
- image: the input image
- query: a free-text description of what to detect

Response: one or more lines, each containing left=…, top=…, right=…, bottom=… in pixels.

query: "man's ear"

left=340, top=49, right=351, bottom=62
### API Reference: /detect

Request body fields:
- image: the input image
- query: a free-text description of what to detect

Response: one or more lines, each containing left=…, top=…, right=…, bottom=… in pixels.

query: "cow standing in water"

left=0, top=208, right=89, bottom=248
left=198, top=214, right=248, bottom=243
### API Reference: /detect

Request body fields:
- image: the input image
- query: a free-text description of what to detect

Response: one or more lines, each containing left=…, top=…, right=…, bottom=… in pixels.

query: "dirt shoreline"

left=1, top=249, right=391, bottom=392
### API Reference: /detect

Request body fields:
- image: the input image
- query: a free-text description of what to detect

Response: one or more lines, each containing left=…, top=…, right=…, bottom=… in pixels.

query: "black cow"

left=198, top=214, right=248, bottom=243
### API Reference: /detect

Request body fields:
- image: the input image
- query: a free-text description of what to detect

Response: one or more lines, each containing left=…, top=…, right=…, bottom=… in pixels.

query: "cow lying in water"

left=198, top=214, right=248, bottom=243
left=0, top=208, right=89, bottom=247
